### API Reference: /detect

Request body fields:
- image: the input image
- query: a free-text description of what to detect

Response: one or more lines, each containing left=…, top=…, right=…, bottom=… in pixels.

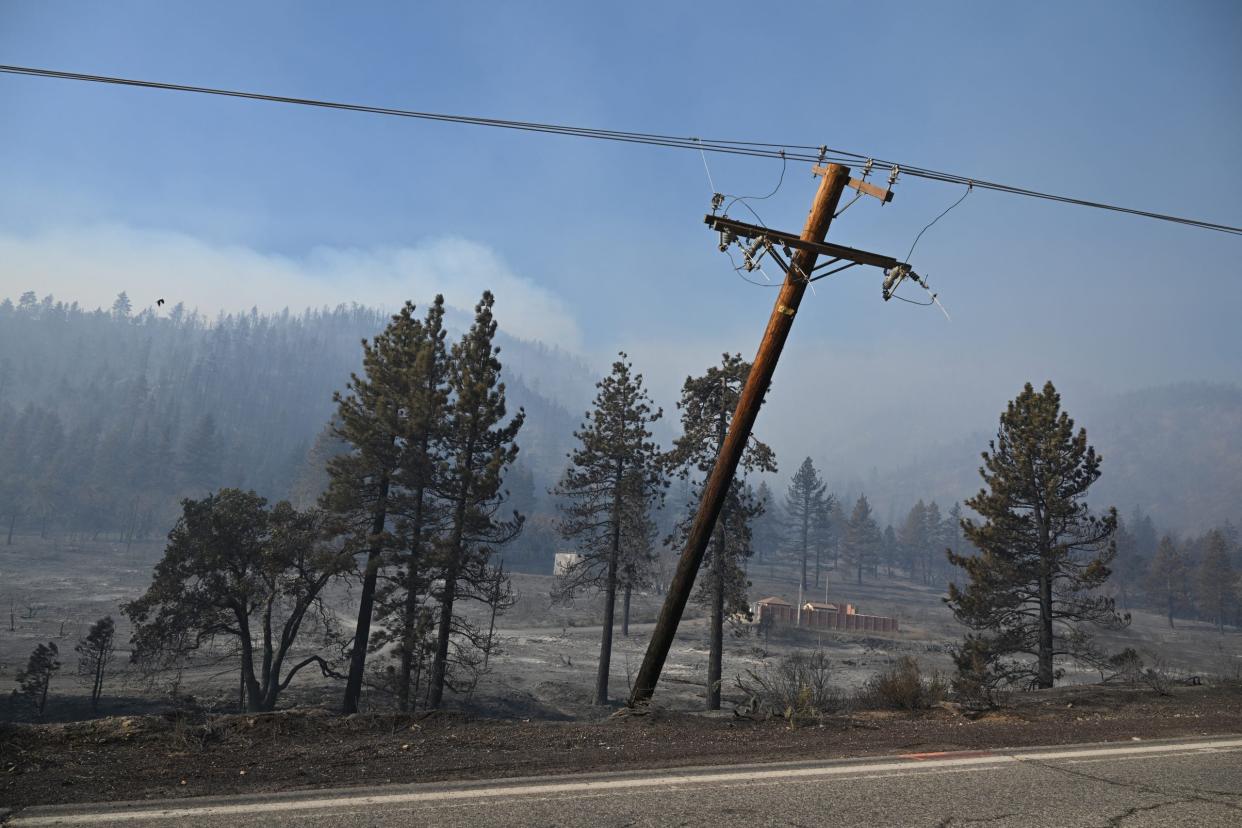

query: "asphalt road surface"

left=5, top=736, right=1240, bottom=827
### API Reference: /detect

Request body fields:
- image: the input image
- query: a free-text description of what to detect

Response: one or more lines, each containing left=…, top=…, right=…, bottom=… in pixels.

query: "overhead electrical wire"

left=2, top=63, right=1239, bottom=236
left=904, top=184, right=973, bottom=264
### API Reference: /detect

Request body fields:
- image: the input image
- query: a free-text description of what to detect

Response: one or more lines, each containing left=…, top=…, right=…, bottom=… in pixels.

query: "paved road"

left=6, top=736, right=1240, bottom=827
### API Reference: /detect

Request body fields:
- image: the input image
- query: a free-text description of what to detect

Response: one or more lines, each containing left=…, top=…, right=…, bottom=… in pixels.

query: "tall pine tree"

left=1196, top=529, right=1237, bottom=631
left=1145, top=535, right=1186, bottom=629
left=553, top=354, right=664, bottom=705
left=667, top=354, right=775, bottom=710
left=323, top=304, right=425, bottom=713
left=427, top=292, right=524, bottom=709
left=784, top=457, right=827, bottom=593
left=370, top=296, right=451, bottom=711
left=844, top=494, right=881, bottom=586
left=947, top=382, right=1126, bottom=689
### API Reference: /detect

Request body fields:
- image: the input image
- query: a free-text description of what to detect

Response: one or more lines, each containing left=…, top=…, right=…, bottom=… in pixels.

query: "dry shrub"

left=1104, top=648, right=1145, bottom=685
left=169, top=713, right=226, bottom=751
left=1140, top=655, right=1175, bottom=697
left=859, top=656, right=947, bottom=711
left=735, top=650, right=843, bottom=726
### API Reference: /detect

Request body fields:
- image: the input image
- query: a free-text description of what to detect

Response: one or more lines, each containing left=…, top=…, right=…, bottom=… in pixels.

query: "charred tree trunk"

left=428, top=562, right=458, bottom=710
left=595, top=548, right=618, bottom=705
left=343, top=473, right=391, bottom=714
left=1037, top=568, right=1054, bottom=689
left=397, top=486, right=427, bottom=712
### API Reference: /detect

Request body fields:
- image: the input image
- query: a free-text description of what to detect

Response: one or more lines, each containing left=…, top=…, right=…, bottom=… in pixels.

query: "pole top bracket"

left=813, top=160, right=896, bottom=204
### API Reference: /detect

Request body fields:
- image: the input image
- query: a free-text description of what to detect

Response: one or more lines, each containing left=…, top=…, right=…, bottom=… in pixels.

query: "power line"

left=2, top=63, right=1239, bottom=236
left=904, top=184, right=972, bottom=264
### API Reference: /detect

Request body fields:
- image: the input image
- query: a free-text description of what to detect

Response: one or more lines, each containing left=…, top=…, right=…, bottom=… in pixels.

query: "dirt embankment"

left=2, top=683, right=1240, bottom=810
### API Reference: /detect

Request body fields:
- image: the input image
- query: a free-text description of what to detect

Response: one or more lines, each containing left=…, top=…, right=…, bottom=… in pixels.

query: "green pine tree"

left=667, top=353, right=775, bottom=710
left=1196, top=530, right=1238, bottom=631
left=371, top=296, right=451, bottom=712
left=946, top=381, right=1126, bottom=690
left=844, top=494, right=881, bottom=586
left=1145, top=536, right=1186, bottom=629
left=553, top=354, right=664, bottom=705
left=323, top=303, right=425, bottom=714
left=784, top=457, right=827, bottom=593
left=427, top=292, right=524, bottom=709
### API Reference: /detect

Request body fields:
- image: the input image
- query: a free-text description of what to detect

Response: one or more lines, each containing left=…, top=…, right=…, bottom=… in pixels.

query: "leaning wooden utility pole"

left=629, top=163, right=853, bottom=706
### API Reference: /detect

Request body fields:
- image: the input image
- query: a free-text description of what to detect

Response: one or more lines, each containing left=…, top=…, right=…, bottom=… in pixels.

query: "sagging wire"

left=720, top=150, right=787, bottom=228
left=904, top=182, right=972, bottom=264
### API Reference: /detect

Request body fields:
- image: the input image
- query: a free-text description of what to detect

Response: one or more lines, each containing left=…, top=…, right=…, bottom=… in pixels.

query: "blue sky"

left=2, top=0, right=1240, bottom=494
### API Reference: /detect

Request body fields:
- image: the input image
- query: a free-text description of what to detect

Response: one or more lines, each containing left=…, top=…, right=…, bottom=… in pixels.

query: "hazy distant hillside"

left=0, top=291, right=589, bottom=538
left=1085, top=383, right=1242, bottom=531
left=862, top=383, right=1242, bottom=532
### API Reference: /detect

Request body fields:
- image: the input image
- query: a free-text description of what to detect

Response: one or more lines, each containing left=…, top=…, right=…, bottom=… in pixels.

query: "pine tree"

left=827, top=496, right=847, bottom=571
left=946, top=382, right=1126, bottom=690
left=844, top=494, right=881, bottom=586
left=1110, top=515, right=1145, bottom=611
left=553, top=354, right=664, bottom=705
left=666, top=354, right=775, bottom=710
left=179, top=413, right=222, bottom=494
left=323, top=304, right=425, bottom=714
left=370, top=297, right=451, bottom=712
left=784, top=457, right=827, bottom=593
left=810, top=497, right=837, bottom=588
left=427, top=292, right=524, bottom=709
left=110, top=291, right=132, bottom=319
left=899, top=500, right=929, bottom=583
left=75, top=616, right=115, bottom=714
left=1196, top=530, right=1237, bottom=631
left=944, top=503, right=966, bottom=565
left=750, top=481, right=780, bottom=565
left=924, top=501, right=945, bottom=586
left=618, top=468, right=661, bottom=638
left=883, top=524, right=901, bottom=577
left=1145, top=536, right=1186, bottom=629
left=1129, top=506, right=1159, bottom=560
left=15, top=642, right=60, bottom=718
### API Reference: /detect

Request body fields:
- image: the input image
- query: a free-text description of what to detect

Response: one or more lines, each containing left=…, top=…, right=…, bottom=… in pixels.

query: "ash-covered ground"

left=1, top=537, right=1238, bottom=723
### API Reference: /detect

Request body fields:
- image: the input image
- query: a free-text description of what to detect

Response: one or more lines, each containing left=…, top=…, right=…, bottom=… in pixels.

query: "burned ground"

left=2, top=683, right=1240, bottom=809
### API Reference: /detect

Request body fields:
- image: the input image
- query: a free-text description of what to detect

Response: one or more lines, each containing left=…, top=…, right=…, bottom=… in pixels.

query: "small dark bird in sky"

left=156, top=299, right=165, bottom=307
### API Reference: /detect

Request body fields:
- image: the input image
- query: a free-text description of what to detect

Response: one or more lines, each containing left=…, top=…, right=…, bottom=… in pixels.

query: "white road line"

left=10, top=737, right=1242, bottom=826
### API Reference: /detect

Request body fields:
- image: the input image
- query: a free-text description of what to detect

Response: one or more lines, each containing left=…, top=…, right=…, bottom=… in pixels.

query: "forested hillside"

left=0, top=290, right=585, bottom=547
left=2, top=289, right=1237, bottom=548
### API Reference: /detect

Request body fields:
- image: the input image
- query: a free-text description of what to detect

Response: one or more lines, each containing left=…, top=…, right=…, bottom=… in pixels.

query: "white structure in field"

left=552, top=552, right=583, bottom=577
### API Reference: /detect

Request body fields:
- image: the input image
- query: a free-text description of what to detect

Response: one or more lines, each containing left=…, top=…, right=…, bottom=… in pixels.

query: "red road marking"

left=900, top=750, right=996, bottom=761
